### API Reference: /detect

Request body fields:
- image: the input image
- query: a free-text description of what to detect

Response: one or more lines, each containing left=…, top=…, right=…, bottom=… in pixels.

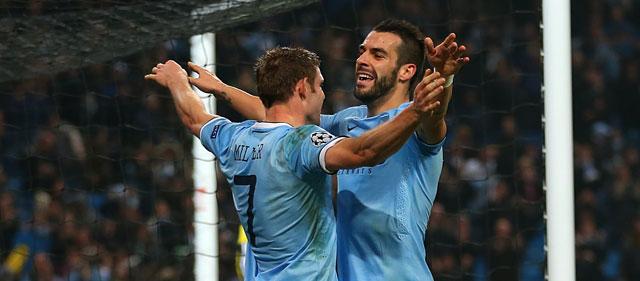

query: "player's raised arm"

left=418, top=33, right=470, bottom=144
left=188, top=62, right=266, bottom=121
left=145, top=60, right=217, bottom=136
left=325, top=70, right=445, bottom=171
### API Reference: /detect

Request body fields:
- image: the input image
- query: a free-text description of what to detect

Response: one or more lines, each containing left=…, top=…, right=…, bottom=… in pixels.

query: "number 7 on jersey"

left=233, top=175, right=257, bottom=247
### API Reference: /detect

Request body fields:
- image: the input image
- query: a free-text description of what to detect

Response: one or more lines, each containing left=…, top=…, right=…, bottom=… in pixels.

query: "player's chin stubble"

left=354, top=69, right=398, bottom=103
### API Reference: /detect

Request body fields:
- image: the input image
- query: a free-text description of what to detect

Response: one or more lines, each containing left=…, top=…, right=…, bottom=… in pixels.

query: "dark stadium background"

left=1, top=0, right=639, bottom=280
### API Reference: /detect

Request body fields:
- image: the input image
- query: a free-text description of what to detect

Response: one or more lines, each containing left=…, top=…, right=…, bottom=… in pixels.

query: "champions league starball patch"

left=310, top=132, right=334, bottom=146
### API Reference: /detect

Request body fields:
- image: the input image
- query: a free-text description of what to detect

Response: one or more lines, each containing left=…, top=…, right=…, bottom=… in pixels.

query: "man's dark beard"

left=354, top=68, right=398, bottom=104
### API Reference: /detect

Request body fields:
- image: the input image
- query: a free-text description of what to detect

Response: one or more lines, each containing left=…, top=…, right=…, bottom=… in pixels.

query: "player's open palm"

left=425, top=33, right=470, bottom=77
left=412, top=69, right=446, bottom=117
left=187, top=62, right=227, bottom=96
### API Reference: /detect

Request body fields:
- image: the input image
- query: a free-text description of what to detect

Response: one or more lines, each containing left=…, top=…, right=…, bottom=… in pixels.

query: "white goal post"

left=190, top=32, right=219, bottom=281
left=543, top=0, right=576, bottom=280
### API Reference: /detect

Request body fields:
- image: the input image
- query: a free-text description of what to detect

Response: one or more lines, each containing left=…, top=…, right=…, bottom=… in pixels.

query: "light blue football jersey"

left=321, top=102, right=444, bottom=281
left=200, top=117, right=343, bottom=281
left=244, top=242, right=258, bottom=281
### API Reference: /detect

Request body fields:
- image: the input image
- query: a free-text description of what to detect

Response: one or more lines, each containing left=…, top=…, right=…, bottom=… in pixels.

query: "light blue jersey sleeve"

left=199, top=117, right=235, bottom=158
left=282, top=125, right=344, bottom=177
left=415, top=135, right=446, bottom=156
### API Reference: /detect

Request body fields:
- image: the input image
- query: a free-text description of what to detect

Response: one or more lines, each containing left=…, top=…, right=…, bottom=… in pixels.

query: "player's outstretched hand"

left=187, top=62, right=228, bottom=96
left=145, top=60, right=189, bottom=88
left=412, top=69, right=446, bottom=116
left=425, top=33, right=470, bottom=77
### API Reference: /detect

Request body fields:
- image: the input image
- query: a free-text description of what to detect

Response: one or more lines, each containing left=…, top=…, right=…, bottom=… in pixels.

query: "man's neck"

left=365, top=85, right=410, bottom=117
left=264, top=102, right=306, bottom=127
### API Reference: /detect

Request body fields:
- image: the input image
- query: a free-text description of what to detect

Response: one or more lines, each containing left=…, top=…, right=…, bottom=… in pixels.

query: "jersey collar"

left=253, top=122, right=293, bottom=129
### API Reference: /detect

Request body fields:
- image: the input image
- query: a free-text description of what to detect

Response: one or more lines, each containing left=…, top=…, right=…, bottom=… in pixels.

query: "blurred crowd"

left=1, top=0, right=639, bottom=280
left=570, top=1, right=640, bottom=281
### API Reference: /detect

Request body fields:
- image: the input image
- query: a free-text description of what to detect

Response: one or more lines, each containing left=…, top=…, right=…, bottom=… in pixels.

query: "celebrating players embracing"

left=146, top=46, right=447, bottom=280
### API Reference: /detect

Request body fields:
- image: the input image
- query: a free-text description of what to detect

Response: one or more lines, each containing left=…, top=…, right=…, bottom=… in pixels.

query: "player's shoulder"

left=203, top=117, right=255, bottom=131
left=360, top=102, right=412, bottom=126
left=385, top=102, right=412, bottom=117
left=334, top=105, right=368, bottom=118
left=231, top=119, right=258, bottom=130
left=280, top=125, right=337, bottom=149
left=201, top=117, right=256, bottom=141
left=285, top=124, right=328, bottom=141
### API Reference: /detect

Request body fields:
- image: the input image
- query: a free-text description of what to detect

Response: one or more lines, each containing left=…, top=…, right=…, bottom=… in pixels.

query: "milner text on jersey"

left=233, top=144, right=264, bottom=162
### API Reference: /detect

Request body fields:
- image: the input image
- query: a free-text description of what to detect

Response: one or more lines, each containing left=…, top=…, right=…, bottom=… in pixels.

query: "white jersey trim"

left=199, top=117, right=223, bottom=141
left=253, top=122, right=292, bottom=129
left=319, top=137, right=346, bottom=174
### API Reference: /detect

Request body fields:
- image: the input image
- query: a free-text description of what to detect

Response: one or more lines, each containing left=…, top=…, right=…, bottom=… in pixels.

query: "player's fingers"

left=424, top=68, right=433, bottom=77
left=151, top=67, right=159, bottom=74
left=423, top=78, right=446, bottom=94
left=415, top=78, right=444, bottom=105
left=156, top=63, right=164, bottom=68
left=414, top=69, right=433, bottom=93
left=144, top=74, right=157, bottom=80
left=416, top=86, right=444, bottom=109
left=453, top=45, right=466, bottom=58
left=416, top=85, right=443, bottom=110
left=188, top=62, right=199, bottom=72
left=421, top=100, right=441, bottom=112
left=422, top=70, right=440, bottom=84
left=447, top=42, right=458, bottom=54
left=422, top=69, right=435, bottom=83
left=188, top=62, right=206, bottom=74
left=425, top=101, right=441, bottom=112
left=418, top=71, right=441, bottom=93
left=425, top=85, right=445, bottom=101
left=443, top=33, right=456, bottom=46
left=425, top=38, right=436, bottom=54
left=455, top=56, right=470, bottom=66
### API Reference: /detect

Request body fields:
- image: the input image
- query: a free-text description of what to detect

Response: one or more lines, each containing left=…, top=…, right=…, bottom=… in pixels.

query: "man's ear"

left=295, top=77, right=308, bottom=100
left=398, top=64, right=417, bottom=82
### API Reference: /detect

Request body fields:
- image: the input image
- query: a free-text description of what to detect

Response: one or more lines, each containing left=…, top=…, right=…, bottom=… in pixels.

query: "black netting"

left=0, top=0, right=318, bottom=82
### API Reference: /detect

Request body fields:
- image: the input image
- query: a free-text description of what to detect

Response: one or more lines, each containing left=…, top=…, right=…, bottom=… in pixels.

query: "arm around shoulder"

left=324, top=69, right=446, bottom=171
left=323, top=105, right=422, bottom=171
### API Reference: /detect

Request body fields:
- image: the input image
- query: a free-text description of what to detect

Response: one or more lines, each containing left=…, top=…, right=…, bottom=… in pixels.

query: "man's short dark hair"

left=373, top=19, right=425, bottom=86
left=255, top=47, right=321, bottom=108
